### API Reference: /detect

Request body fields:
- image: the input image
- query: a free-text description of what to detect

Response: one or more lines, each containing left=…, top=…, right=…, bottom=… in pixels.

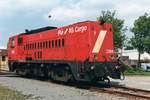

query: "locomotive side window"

left=49, top=41, right=51, bottom=48
left=47, top=41, right=49, bottom=48
left=32, top=43, right=34, bottom=49
left=33, top=43, right=34, bottom=49
left=31, top=43, right=34, bottom=49
left=37, top=52, right=40, bottom=59
left=25, top=45, right=27, bottom=50
left=30, top=44, right=31, bottom=49
left=40, top=42, right=42, bottom=49
left=55, top=40, right=57, bottom=48
left=52, top=40, right=54, bottom=48
left=43, top=41, right=45, bottom=48
left=27, top=44, right=29, bottom=50
left=28, top=44, right=29, bottom=50
left=40, top=52, right=42, bottom=59
left=45, top=41, right=47, bottom=48
left=38, top=42, right=40, bottom=49
left=34, top=52, right=36, bottom=59
left=62, top=38, right=64, bottom=47
left=34, top=43, right=36, bottom=49
left=28, top=44, right=30, bottom=50
left=37, top=51, right=42, bottom=59
left=26, top=44, right=28, bottom=50
left=32, top=43, right=33, bottom=49
left=46, top=41, right=48, bottom=48
left=58, top=39, right=61, bottom=48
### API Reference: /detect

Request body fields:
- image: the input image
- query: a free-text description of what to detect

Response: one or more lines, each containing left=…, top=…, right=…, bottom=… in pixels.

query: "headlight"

left=91, top=66, right=95, bottom=70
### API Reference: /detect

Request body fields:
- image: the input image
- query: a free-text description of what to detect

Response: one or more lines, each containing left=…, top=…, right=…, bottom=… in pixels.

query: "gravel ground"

left=0, top=66, right=150, bottom=100
left=0, top=73, right=133, bottom=100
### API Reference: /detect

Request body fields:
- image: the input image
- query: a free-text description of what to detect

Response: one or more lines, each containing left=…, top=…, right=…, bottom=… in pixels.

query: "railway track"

left=91, top=85, right=150, bottom=100
left=1, top=70, right=150, bottom=99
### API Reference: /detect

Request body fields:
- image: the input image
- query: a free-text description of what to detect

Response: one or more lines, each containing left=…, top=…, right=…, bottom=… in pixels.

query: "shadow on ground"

left=0, top=70, right=19, bottom=77
left=0, top=70, right=123, bottom=90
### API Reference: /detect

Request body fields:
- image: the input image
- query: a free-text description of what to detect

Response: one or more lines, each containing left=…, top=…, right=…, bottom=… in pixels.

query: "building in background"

left=121, top=49, right=150, bottom=70
left=0, top=47, right=8, bottom=70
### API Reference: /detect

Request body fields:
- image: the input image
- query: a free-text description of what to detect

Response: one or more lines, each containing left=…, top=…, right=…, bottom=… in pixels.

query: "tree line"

left=98, top=10, right=150, bottom=67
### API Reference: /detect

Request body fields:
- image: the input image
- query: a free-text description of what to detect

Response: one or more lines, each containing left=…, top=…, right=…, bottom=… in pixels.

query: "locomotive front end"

left=88, top=22, right=124, bottom=83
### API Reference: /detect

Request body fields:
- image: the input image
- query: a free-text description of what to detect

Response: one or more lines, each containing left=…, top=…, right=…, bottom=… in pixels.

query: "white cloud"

left=46, top=0, right=150, bottom=28
left=115, top=1, right=150, bottom=26
left=0, top=0, right=150, bottom=27
left=49, top=6, right=87, bottom=24
left=0, top=0, right=60, bottom=19
left=0, top=0, right=150, bottom=38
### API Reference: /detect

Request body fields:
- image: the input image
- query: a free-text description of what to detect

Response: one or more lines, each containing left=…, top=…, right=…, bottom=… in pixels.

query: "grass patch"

left=123, top=64, right=150, bottom=76
left=0, top=85, right=33, bottom=100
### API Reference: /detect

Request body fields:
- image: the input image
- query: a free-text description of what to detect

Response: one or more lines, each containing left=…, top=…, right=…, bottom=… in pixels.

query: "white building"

left=0, top=47, right=8, bottom=70
left=121, top=49, right=150, bottom=67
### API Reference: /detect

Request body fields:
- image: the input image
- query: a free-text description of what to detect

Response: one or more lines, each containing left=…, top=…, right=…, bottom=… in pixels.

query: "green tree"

left=124, top=38, right=134, bottom=50
left=131, top=13, right=150, bottom=67
left=97, top=10, right=127, bottom=51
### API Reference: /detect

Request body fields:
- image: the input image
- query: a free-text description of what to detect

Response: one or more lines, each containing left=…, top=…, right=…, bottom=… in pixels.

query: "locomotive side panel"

left=64, top=22, right=90, bottom=61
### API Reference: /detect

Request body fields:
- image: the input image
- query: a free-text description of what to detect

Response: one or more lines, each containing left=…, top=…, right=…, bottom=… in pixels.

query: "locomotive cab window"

left=11, top=38, right=15, bottom=48
left=18, top=37, right=23, bottom=44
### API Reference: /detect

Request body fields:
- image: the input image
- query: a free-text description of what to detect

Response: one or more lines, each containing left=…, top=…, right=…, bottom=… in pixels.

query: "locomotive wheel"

left=50, top=70, right=70, bottom=82
left=48, top=65, right=73, bottom=82
left=14, top=68, right=19, bottom=75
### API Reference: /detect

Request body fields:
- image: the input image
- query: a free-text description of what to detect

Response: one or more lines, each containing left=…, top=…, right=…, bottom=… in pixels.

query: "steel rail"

left=91, top=86, right=150, bottom=99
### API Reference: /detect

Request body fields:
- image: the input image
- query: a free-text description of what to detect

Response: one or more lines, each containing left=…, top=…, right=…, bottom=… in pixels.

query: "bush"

left=123, top=64, right=150, bottom=76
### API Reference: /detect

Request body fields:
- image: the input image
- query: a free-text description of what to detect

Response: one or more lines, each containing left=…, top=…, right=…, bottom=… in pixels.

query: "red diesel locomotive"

left=8, top=21, right=122, bottom=83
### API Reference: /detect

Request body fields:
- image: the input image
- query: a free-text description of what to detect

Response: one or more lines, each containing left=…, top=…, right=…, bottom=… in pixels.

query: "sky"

left=0, top=0, right=150, bottom=48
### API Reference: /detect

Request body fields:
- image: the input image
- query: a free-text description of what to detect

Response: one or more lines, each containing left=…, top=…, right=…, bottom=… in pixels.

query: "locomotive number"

left=57, top=26, right=87, bottom=36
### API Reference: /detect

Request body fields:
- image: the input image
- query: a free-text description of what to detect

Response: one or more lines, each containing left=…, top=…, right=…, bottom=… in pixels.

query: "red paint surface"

left=8, top=21, right=115, bottom=63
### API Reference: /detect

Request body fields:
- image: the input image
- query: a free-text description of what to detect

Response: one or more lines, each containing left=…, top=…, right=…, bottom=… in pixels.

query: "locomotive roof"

left=11, top=20, right=106, bottom=37
left=23, top=21, right=95, bottom=35
left=24, top=26, right=57, bottom=35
